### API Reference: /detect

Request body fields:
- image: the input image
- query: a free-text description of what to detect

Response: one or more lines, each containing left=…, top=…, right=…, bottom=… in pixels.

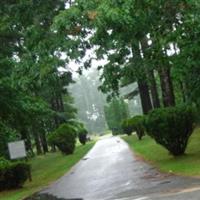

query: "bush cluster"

left=0, top=157, right=30, bottom=190
left=67, top=120, right=88, bottom=145
left=122, top=115, right=145, bottom=140
left=145, top=105, right=196, bottom=156
left=72, top=121, right=88, bottom=145
left=48, top=123, right=77, bottom=155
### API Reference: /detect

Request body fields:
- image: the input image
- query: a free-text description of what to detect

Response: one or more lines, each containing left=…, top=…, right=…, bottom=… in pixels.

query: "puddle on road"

left=24, top=193, right=83, bottom=200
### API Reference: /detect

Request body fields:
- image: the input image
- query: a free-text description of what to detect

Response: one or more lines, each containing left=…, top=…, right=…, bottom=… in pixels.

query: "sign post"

left=8, top=140, right=26, bottom=160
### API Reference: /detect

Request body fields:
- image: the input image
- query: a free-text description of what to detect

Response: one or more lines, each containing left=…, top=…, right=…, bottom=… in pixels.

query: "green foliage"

left=0, top=122, right=19, bottom=158
left=0, top=0, right=77, bottom=157
left=104, top=98, right=130, bottom=135
left=2, top=0, right=200, bottom=163
left=0, top=142, right=95, bottom=200
left=48, top=123, right=77, bottom=155
left=145, top=105, right=196, bottom=156
left=123, top=128, right=200, bottom=176
left=78, top=128, right=88, bottom=145
left=68, top=120, right=88, bottom=145
left=122, top=115, right=145, bottom=140
left=121, top=119, right=133, bottom=136
left=0, top=159, right=30, bottom=190
left=0, top=157, right=10, bottom=168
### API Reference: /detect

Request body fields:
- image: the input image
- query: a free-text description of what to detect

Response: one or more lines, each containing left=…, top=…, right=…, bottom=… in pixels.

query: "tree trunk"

left=51, top=99, right=59, bottom=128
left=137, top=80, right=153, bottom=114
left=32, top=126, right=42, bottom=155
left=159, top=67, right=175, bottom=107
left=56, top=97, right=60, bottom=111
left=59, top=94, right=64, bottom=112
left=148, top=70, right=161, bottom=108
left=180, top=81, right=187, bottom=103
left=140, top=36, right=160, bottom=109
left=40, top=131, right=48, bottom=154
left=131, top=42, right=152, bottom=114
left=25, top=131, right=34, bottom=156
left=51, top=145, right=56, bottom=152
left=20, top=128, right=34, bottom=156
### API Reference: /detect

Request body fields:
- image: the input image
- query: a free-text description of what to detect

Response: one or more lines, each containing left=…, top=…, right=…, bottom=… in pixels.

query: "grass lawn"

left=0, top=142, right=95, bottom=200
left=122, top=128, right=200, bottom=177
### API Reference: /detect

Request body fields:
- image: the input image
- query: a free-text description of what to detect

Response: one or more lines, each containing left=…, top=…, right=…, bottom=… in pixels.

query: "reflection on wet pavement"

left=25, top=137, right=200, bottom=200
left=24, top=193, right=83, bottom=200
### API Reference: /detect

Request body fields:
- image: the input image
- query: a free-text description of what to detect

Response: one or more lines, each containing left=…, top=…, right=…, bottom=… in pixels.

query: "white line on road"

left=115, top=196, right=150, bottom=200
left=133, top=197, right=149, bottom=200
left=156, top=186, right=200, bottom=198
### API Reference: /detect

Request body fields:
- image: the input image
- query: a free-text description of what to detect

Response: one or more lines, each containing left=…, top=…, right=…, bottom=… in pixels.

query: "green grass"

left=0, top=142, right=95, bottom=200
left=122, top=128, right=200, bottom=176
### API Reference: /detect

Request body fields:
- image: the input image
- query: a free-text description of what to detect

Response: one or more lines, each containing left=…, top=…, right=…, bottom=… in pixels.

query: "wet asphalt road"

left=36, top=136, right=200, bottom=200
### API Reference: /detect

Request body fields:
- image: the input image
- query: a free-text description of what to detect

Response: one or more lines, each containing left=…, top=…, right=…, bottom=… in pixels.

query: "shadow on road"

left=24, top=193, right=83, bottom=200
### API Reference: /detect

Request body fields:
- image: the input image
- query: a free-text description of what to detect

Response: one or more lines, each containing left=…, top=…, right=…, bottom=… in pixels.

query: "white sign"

left=8, top=140, right=26, bottom=160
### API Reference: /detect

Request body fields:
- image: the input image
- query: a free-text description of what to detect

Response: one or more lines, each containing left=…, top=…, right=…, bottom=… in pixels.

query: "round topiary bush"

left=145, top=105, right=196, bottom=156
left=67, top=120, right=88, bottom=145
left=122, top=115, right=145, bottom=140
left=121, top=119, right=133, bottom=136
left=78, top=128, right=88, bottom=145
left=48, top=123, right=77, bottom=155
left=132, top=116, right=145, bottom=140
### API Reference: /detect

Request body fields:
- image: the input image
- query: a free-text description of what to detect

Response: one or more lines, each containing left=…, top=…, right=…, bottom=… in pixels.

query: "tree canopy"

left=1, top=0, right=200, bottom=157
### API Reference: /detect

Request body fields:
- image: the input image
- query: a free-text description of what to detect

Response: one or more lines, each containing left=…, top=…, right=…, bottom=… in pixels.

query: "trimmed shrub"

left=111, top=127, right=122, bottom=136
left=145, top=105, right=196, bottom=156
left=68, top=120, right=88, bottom=145
left=121, top=119, right=133, bottom=136
left=48, top=123, right=77, bottom=155
left=131, top=116, right=145, bottom=140
left=0, top=158, right=30, bottom=190
left=122, top=115, right=145, bottom=140
left=78, top=128, right=88, bottom=145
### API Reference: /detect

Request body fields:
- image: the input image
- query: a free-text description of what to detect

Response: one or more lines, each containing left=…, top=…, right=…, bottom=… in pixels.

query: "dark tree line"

left=0, top=1, right=78, bottom=157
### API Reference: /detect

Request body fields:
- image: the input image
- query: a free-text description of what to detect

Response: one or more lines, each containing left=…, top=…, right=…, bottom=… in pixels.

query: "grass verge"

left=122, top=128, right=200, bottom=176
left=0, top=142, right=95, bottom=200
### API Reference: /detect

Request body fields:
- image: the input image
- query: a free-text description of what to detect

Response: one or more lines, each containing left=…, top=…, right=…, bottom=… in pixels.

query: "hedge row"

left=122, top=105, right=196, bottom=156
left=0, top=157, right=30, bottom=190
left=122, top=115, right=145, bottom=140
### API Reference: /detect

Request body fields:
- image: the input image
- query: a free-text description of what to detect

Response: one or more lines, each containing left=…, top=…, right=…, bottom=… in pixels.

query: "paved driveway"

left=27, top=136, right=200, bottom=200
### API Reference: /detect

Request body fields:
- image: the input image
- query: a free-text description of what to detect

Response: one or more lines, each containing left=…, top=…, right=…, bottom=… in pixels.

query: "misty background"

left=69, top=67, right=142, bottom=134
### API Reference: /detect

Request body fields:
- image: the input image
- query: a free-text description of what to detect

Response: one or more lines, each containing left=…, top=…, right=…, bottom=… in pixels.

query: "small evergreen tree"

left=48, top=123, right=77, bottom=155
left=104, top=98, right=130, bottom=135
